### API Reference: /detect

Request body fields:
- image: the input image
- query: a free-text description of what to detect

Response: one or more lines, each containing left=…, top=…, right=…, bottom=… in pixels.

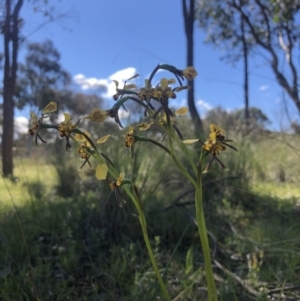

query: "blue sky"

left=13, top=0, right=300, bottom=132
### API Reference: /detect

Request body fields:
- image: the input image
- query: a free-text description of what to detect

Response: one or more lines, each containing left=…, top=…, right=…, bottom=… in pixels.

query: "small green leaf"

left=185, top=245, right=194, bottom=275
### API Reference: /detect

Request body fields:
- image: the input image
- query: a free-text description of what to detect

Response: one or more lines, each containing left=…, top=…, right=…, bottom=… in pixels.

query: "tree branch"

left=254, top=0, right=272, bottom=46
left=230, top=0, right=300, bottom=113
left=281, top=27, right=299, bottom=98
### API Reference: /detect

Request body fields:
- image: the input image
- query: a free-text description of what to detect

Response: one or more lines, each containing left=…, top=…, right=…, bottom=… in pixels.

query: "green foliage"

left=1, top=154, right=300, bottom=300
left=26, top=180, right=46, bottom=200
left=4, top=52, right=300, bottom=300
left=203, top=106, right=270, bottom=131
left=3, top=98, right=300, bottom=299
left=16, top=40, right=70, bottom=110
left=62, top=92, right=106, bottom=117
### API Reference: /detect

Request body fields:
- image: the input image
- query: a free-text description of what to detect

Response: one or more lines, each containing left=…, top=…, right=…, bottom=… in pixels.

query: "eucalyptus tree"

left=0, top=0, right=73, bottom=176
left=197, top=0, right=258, bottom=127
left=197, top=0, right=300, bottom=120
left=182, top=0, right=203, bottom=132
left=1, top=0, right=23, bottom=176
left=16, top=40, right=70, bottom=111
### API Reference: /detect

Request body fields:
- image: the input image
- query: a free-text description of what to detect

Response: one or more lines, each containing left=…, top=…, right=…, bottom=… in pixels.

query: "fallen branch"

left=213, top=259, right=261, bottom=298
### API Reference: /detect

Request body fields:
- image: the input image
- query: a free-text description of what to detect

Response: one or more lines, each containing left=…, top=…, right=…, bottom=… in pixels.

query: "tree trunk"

left=2, top=0, right=23, bottom=177
left=182, top=0, right=203, bottom=133
left=241, top=15, right=249, bottom=128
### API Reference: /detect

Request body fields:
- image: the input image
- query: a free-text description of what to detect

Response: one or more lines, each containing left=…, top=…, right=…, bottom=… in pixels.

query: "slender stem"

left=168, top=127, right=198, bottom=187
left=168, top=129, right=218, bottom=300
left=136, top=136, right=171, bottom=155
left=128, top=96, right=151, bottom=112
left=171, top=129, right=197, bottom=175
left=74, top=133, right=170, bottom=299
left=195, top=151, right=218, bottom=301
left=123, top=186, right=171, bottom=301
left=148, top=64, right=161, bottom=87
left=160, top=119, right=197, bottom=175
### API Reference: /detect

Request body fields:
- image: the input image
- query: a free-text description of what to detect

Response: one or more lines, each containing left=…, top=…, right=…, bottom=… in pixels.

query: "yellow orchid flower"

left=112, top=74, right=139, bottom=100
left=108, top=172, right=126, bottom=207
left=160, top=78, right=169, bottom=91
left=202, top=140, right=226, bottom=155
left=74, top=132, right=94, bottom=169
left=184, top=124, right=237, bottom=173
left=84, top=108, right=107, bottom=123
left=58, top=113, right=75, bottom=138
left=28, top=112, right=39, bottom=135
left=125, top=127, right=135, bottom=148
left=182, top=66, right=198, bottom=81
left=209, top=124, right=226, bottom=143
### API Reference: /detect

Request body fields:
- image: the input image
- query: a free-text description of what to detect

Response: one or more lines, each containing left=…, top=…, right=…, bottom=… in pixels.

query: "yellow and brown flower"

left=42, top=101, right=57, bottom=114
left=182, top=66, right=198, bottom=81
left=112, top=74, right=139, bottom=100
left=28, top=112, right=40, bottom=136
left=109, top=172, right=124, bottom=190
left=184, top=124, right=237, bottom=173
left=58, top=113, right=75, bottom=138
left=108, top=172, right=125, bottom=207
left=125, top=127, right=136, bottom=148
left=84, top=108, right=107, bottom=123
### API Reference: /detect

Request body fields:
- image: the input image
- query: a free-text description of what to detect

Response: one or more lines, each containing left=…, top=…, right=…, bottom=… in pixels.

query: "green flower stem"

left=168, top=129, right=218, bottom=300
left=171, top=129, right=197, bottom=175
left=195, top=151, right=218, bottom=301
left=114, top=96, right=150, bottom=112
left=158, top=64, right=178, bottom=74
left=123, top=186, right=171, bottom=301
left=71, top=112, right=217, bottom=301
left=168, top=130, right=198, bottom=188
left=136, top=136, right=171, bottom=155
left=147, top=64, right=161, bottom=87
left=73, top=135, right=170, bottom=299
left=162, top=122, right=197, bottom=175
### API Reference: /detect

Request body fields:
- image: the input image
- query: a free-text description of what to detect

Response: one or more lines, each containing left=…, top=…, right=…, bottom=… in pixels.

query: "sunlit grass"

left=1, top=130, right=300, bottom=300
left=0, top=156, right=58, bottom=208
left=251, top=181, right=300, bottom=199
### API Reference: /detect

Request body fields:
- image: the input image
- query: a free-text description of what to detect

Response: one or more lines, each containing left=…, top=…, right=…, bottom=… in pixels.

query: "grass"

left=1, top=129, right=300, bottom=300
left=0, top=157, right=58, bottom=208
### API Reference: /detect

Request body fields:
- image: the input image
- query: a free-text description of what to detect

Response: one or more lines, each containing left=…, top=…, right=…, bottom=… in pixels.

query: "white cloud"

left=14, top=116, right=29, bottom=134
left=197, top=99, right=213, bottom=111
left=73, top=73, right=108, bottom=91
left=195, top=99, right=214, bottom=118
left=169, top=98, right=187, bottom=108
left=56, top=112, right=65, bottom=123
left=259, top=85, right=269, bottom=91
left=73, top=67, right=137, bottom=98
left=118, top=108, right=130, bottom=120
left=108, top=68, right=137, bottom=81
